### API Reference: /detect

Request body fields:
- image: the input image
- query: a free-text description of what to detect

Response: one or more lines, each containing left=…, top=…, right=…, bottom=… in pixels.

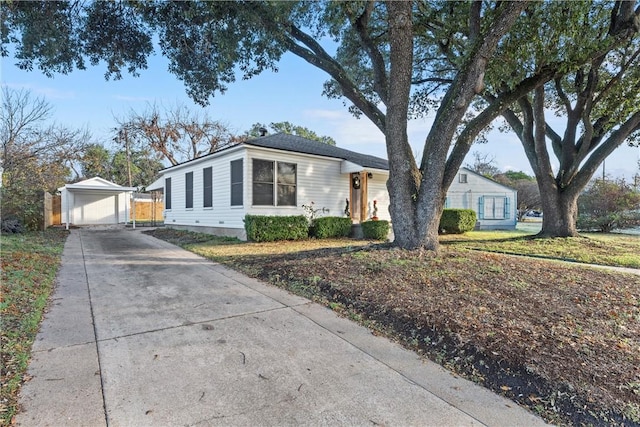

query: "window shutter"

left=504, top=197, right=510, bottom=219
left=444, top=197, right=449, bottom=208
left=478, top=196, right=484, bottom=220
left=165, top=177, right=172, bottom=210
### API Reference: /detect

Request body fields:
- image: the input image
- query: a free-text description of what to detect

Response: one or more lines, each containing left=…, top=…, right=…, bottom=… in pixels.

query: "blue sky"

left=2, top=49, right=639, bottom=181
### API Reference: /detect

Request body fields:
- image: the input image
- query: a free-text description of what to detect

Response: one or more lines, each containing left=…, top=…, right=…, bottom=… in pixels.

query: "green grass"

left=0, top=229, right=68, bottom=426
left=441, top=230, right=640, bottom=268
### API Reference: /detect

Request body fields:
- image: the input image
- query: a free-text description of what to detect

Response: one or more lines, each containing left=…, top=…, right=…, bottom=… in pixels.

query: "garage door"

left=74, top=193, right=117, bottom=225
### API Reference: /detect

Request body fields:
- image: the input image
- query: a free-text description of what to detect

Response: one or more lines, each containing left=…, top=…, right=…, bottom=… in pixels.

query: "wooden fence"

left=131, top=198, right=164, bottom=222
left=43, top=192, right=62, bottom=229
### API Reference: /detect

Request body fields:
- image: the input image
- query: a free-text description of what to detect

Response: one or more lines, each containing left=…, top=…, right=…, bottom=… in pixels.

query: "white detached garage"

left=59, top=177, right=137, bottom=228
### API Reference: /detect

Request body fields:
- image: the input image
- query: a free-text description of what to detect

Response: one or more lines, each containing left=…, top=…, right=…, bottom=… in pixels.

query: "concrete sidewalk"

left=16, top=228, right=548, bottom=426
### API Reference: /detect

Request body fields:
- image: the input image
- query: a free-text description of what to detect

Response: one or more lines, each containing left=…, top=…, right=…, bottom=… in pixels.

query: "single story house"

left=446, top=167, right=517, bottom=230
left=152, top=133, right=391, bottom=240
left=58, top=177, right=137, bottom=228
left=152, top=134, right=517, bottom=239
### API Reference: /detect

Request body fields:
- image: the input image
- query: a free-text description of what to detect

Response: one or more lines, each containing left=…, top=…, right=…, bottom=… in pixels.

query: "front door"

left=349, top=172, right=367, bottom=223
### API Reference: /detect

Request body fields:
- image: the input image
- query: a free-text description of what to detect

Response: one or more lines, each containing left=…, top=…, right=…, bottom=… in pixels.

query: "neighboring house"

left=152, top=133, right=391, bottom=240
left=446, top=167, right=518, bottom=230
left=58, top=177, right=137, bottom=228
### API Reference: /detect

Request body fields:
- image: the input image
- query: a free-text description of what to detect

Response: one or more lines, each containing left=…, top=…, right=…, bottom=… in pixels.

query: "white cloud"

left=303, top=107, right=384, bottom=146
left=3, top=82, right=76, bottom=100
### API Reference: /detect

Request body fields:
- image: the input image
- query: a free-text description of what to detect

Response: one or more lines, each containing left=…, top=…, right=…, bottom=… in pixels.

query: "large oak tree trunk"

left=538, top=186, right=580, bottom=237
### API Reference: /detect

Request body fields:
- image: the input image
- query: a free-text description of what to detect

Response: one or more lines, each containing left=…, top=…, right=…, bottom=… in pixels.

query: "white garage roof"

left=59, top=177, right=137, bottom=193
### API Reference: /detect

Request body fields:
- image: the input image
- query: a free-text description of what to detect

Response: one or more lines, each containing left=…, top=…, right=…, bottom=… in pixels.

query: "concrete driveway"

left=17, top=228, right=547, bottom=426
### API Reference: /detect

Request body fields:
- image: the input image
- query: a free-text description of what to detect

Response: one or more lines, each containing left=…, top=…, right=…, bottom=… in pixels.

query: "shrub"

left=439, top=209, right=477, bottom=234
left=361, top=220, right=390, bottom=240
left=1, top=188, right=45, bottom=231
left=244, top=215, right=308, bottom=242
left=311, top=216, right=352, bottom=238
left=1, top=217, right=25, bottom=234
left=577, top=211, right=640, bottom=233
left=577, top=179, right=640, bottom=232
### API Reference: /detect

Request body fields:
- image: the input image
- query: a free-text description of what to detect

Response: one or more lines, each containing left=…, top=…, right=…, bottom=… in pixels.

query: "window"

left=185, top=172, right=193, bottom=209
left=277, top=162, right=297, bottom=206
left=478, top=196, right=510, bottom=220
left=253, top=159, right=274, bottom=205
left=203, top=167, right=212, bottom=208
left=165, top=177, right=172, bottom=210
left=252, top=159, right=297, bottom=206
left=459, top=173, right=468, bottom=183
left=230, top=159, right=243, bottom=206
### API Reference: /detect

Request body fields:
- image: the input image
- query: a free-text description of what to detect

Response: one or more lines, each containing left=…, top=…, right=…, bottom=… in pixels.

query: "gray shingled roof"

left=245, top=133, right=389, bottom=170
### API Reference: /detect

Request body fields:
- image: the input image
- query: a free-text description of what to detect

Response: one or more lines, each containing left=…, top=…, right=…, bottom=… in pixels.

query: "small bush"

left=1, top=217, right=25, bottom=234
left=311, top=216, right=352, bottom=239
left=361, top=220, right=390, bottom=240
left=577, top=211, right=640, bottom=233
left=244, top=215, right=308, bottom=242
left=439, top=209, right=477, bottom=234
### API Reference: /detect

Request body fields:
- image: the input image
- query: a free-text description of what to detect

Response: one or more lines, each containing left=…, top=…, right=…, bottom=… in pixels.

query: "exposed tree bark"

left=385, top=0, right=422, bottom=249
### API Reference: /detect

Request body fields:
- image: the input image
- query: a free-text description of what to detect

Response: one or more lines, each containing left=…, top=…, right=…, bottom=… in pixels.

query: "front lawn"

left=441, top=230, right=640, bottom=268
left=146, top=228, right=640, bottom=426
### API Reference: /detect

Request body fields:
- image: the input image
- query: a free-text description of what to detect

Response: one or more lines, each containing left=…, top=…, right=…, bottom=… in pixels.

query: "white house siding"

left=160, top=145, right=394, bottom=239
left=163, top=149, right=247, bottom=237
left=446, top=168, right=517, bottom=230
left=366, top=172, right=391, bottom=221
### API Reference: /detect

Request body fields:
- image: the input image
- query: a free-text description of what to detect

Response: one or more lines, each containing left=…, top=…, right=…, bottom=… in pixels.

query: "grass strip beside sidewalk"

left=0, top=229, right=68, bottom=426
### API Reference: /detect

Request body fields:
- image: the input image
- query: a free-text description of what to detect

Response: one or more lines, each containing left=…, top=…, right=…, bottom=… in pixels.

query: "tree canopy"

left=3, top=1, right=639, bottom=249
left=488, top=2, right=640, bottom=236
left=245, top=121, right=336, bottom=145
left=116, top=103, right=241, bottom=166
left=0, top=86, right=90, bottom=228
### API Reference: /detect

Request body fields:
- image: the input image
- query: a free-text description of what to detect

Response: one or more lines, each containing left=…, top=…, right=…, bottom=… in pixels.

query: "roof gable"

left=75, top=177, right=123, bottom=188
left=59, top=177, right=137, bottom=192
left=460, top=167, right=517, bottom=192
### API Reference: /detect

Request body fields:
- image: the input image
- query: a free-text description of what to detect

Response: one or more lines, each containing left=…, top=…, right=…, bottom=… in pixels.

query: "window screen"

left=277, top=162, right=296, bottom=206
left=253, top=159, right=274, bottom=206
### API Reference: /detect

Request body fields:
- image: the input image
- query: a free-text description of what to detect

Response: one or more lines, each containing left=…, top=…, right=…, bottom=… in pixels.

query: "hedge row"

left=310, top=216, right=352, bottom=239
left=244, top=215, right=390, bottom=241
left=244, top=215, right=309, bottom=242
left=361, top=220, right=390, bottom=240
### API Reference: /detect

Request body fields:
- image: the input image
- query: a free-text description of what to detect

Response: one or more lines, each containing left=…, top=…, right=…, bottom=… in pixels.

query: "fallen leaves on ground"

left=150, top=229, right=640, bottom=426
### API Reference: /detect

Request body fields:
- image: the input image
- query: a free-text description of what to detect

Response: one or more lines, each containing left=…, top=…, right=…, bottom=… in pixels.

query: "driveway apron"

left=16, top=228, right=547, bottom=426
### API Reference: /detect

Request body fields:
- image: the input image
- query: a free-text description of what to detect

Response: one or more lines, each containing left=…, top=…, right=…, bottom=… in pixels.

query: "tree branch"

left=350, top=1, right=389, bottom=104
left=284, top=25, right=386, bottom=132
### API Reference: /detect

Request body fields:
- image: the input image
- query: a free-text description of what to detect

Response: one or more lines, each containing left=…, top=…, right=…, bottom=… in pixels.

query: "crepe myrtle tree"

left=4, top=1, right=639, bottom=249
